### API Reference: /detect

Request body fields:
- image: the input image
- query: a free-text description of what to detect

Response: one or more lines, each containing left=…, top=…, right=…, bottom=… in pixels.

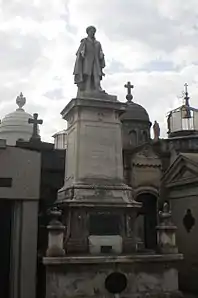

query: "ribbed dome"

left=0, top=93, right=33, bottom=145
left=120, top=102, right=150, bottom=122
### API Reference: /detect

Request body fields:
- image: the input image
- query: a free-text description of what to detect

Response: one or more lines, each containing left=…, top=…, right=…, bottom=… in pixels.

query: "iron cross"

left=28, top=113, right=43, bottom=140
left=184, top=82, right=190, bottom=107
left=124, top=81, right=134, bottom=102
left=184, top=82, right=188, bottom=94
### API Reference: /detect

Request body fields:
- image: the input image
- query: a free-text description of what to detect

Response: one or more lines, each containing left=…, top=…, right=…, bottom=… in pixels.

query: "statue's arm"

left=76, top=39, right=86, bottom=58
left=98, top=42, right=105, bottom=69
left=99, top=42, right=104, bottom=59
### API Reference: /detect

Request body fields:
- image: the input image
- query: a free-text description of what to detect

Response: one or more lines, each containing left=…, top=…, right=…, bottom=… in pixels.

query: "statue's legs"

left=85, top=75, right=92, bottom=91
left=84, top=75, right=103, bottom=92
left=94, top=75, right=102, bottom=91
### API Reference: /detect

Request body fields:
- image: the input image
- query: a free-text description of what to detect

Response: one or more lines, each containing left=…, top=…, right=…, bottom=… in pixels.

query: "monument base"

left=43, top=254, right=183, bottom=298
left=57, top=179, right=140, bottom=208
left=66, top=238, right=88, bottom=254
left=77, top=90, right=117, bottom=101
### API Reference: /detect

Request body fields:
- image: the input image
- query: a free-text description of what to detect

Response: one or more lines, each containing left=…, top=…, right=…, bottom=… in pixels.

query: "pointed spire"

left=16, top=92, right=26, bottom=110
left=183, top=83, right=191, bottom=118
left=184, top=83, right=190, bottom=107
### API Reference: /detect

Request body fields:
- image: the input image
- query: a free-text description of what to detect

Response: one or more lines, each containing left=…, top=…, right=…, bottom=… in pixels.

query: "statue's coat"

left=73, top=37, right=105, bottom=85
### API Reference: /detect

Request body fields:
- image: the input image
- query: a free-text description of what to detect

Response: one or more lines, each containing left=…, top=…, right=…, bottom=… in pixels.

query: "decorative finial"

left=162, top=202, right=169, bottom=213
left=48, top=206, right=62, bottom=218
left=16, top=92, right=26, bottom=110
left=182, top=83, right=191, bottom=118
left=159, top=202, right=172, bottom=224
left=157, top=202, right=178, bottom=254
left=28, top=113, right=43, bottom=141
left=184, top=83, right=190, bottom=107
left=124, top=81, right=134, bottom=103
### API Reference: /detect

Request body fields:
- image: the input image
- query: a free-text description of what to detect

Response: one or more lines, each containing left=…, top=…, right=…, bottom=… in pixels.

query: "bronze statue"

left=73, top=26, right=105, bottom=93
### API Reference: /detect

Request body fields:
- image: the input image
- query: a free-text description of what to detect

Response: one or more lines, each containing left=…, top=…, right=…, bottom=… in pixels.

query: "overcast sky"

left=0, top=0, right=198, bottom=142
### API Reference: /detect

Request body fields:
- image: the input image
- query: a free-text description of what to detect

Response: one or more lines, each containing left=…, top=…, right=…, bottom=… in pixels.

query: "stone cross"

left=28, top=113, right=43, bottom=141
left=124, top=81, right=134, bottom=102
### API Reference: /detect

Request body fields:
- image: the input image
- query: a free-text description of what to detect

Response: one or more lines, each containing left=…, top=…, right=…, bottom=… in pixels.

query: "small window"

left=142, top=131, right=148, bottom=142
left=183, top=209, right=195, bottom=233
left=129, top=130, right=137, bottom=146
left=0, top=178, right=12, bottom=187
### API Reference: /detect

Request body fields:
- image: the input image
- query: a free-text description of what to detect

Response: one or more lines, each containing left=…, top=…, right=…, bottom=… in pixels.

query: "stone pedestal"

left=46, top=208, right=65, bottom=257
left=56, top=95, right=141, bottom=253
left=57, top=96, right=138, bottom=206
left=157, top=203, right=178, bottom=254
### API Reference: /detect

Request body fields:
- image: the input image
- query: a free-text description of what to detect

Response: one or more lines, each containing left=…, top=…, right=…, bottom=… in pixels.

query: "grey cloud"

left=0, top=30, right=45, bottom=73
left=72, top=0, right=198, bottom=53
left=44, top=88, right=64, bottom=100
left=106, top=60, right=132, bottom=74
left=137, top=60, right=177, bottom=72
left=1, top=1, right=58, bottom=21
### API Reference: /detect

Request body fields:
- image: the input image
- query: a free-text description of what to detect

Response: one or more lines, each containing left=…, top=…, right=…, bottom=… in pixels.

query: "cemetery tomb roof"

left=0, top=93, right=33, bottom=145
left=120, top=102, right=150, bottom=122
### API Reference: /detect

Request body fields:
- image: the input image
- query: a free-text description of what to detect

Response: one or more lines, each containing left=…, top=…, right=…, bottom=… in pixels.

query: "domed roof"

left=0, top=93, right=33, bottom=145
left=120, top=102, right=150, bottom=122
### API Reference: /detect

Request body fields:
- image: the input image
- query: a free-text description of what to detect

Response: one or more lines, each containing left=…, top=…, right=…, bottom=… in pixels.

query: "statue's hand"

left=81, top=51, right=85, bottom=58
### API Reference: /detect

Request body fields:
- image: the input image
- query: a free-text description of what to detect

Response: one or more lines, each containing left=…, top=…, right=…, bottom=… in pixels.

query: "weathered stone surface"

left=57, top=96, right=139, bottom=208
left=44, top=254, right=183, bottom=298
left=60, top=97, right=125, bottom=186
left=162, top=153, right=198, bottom=292
left=77, top=90, right=117, bottom=101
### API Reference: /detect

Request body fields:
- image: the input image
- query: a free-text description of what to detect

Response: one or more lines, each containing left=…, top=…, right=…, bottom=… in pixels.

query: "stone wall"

left=0, top=146, right=41, bottom=200
left=171, top=190, right=198, bottom=293
left=44, top=256, right=182, bottom=298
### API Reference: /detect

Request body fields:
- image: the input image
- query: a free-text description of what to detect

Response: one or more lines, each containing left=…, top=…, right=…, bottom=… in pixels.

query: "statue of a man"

left=73, top=26, right=105, bottom=93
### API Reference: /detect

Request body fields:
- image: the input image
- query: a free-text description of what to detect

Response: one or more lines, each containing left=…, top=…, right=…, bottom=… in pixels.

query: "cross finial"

left=28, top=113, right=43, bottom=141
left=184, top=82, right=188, bottom=94
left=124, top=81, right=134, bottom=102
left=184, top=83, right=190, bottom=107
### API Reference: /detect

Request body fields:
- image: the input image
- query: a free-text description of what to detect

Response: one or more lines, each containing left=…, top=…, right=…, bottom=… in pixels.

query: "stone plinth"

left=56, top=95, right=141, bottom=254
left=43, top=254, right=183, bottom=298
left=157, top=203, right=178, bottom=254
left=57, top=96, right=138, bottom=207
left=46, top=209, right=65, bottom=257
left=77, top=90, right=117, bottom=101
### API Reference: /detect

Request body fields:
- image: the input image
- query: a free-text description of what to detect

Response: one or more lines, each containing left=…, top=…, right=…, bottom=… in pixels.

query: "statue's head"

left=86, top=26, right=96, bottom=38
